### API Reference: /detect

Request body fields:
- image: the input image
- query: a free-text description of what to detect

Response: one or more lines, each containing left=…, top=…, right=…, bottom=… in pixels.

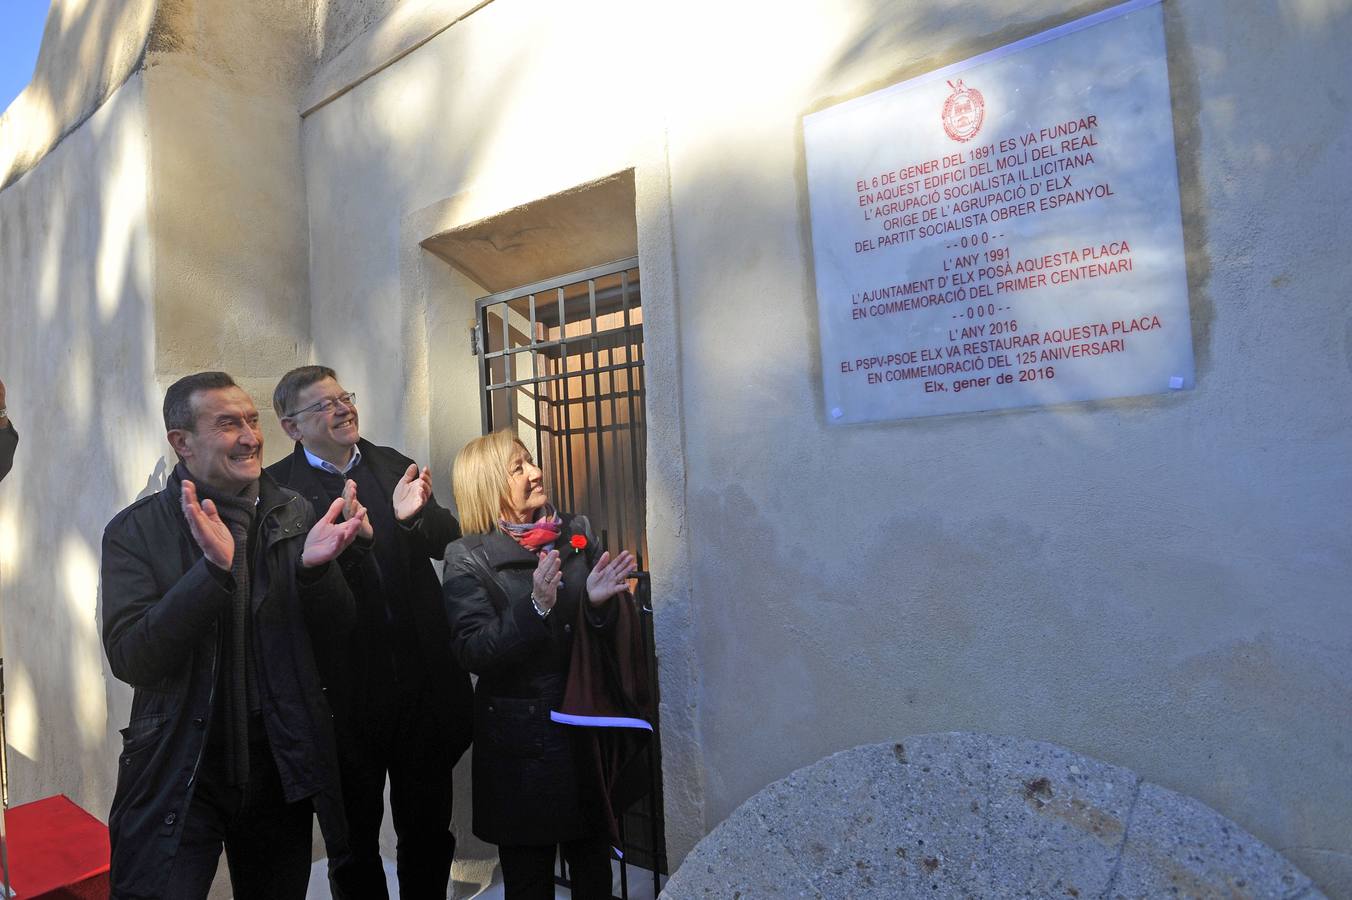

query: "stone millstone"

left=661, top=733, right=1324, bottom=899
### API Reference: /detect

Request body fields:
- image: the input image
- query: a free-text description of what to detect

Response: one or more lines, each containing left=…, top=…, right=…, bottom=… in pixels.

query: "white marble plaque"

left=805, top=0, right=1193, bottom=423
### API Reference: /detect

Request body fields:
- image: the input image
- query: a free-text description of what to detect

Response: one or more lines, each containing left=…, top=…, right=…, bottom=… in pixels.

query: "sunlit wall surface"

left=0, top=70, right=155, bottom=820
left=301, top=1, right=1351, bottom=895
left=0, top=0, right=1348, bottom=897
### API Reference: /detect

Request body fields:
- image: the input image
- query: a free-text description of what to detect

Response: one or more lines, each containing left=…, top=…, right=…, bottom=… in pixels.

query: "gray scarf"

left=185, top=468, right=261, bottom=785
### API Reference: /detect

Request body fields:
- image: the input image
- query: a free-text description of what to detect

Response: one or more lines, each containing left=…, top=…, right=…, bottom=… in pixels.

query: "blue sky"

left=0, top=0, right=51, bottom=113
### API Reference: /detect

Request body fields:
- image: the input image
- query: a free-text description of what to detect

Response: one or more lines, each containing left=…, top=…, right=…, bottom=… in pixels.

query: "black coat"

left=441, top=513, right=615, bottom=845
left=101, top=468, right=354, bottom=898
left=0, top=420, right=15, bottom=482
left=266, top=440, right=473, bottom=758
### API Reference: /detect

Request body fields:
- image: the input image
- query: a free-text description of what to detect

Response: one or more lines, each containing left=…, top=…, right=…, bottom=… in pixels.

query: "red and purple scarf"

left=499, top=504, right=563, bottom=553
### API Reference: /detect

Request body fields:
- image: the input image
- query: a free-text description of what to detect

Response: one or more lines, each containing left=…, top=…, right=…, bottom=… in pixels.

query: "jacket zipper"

left=185, top=624, right=220, bottom=791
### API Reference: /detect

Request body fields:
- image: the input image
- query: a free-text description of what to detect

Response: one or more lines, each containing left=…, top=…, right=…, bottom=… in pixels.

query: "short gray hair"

left=273, top=365, right=338, bottom=418
left=163, top=371, right=237, bottom=432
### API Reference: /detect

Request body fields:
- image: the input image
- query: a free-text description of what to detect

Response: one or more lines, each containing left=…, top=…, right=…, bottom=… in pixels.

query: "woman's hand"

left=531, top=549, right=562, bottom=613
left=585, top=550, right=636, bottom=607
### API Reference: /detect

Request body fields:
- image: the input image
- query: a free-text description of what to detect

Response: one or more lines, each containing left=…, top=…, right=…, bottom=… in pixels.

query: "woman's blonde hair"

left=452, top=429, right=528, bottom=534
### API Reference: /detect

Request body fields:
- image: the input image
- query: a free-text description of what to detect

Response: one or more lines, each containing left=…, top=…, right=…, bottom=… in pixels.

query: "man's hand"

left=341, top=479, right=374, bottom=541
left=302, top=497, right=366, bottom=567
left=393, top=463, right=433, bottom=521
left=585, top=550, right=636, bottom=607
left=181, top=480, right=233, bottom=569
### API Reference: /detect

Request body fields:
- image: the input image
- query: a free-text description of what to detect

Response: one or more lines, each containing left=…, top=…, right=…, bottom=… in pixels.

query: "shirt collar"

left=303, top=444, right=361, bottom=476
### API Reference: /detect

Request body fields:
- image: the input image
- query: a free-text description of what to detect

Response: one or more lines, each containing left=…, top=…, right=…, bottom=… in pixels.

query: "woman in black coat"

left=442, top=429, right=636, bottom=900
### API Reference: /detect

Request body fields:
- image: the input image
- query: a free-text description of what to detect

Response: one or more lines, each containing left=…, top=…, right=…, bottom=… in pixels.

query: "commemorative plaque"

left=805, top=0, right=1194, bottom=423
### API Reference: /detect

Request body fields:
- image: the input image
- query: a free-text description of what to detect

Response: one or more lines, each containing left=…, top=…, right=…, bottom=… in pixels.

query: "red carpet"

left=4, top=795, right=109, bottom=899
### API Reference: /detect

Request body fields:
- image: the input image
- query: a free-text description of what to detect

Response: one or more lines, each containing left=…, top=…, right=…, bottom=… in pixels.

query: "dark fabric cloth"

left=325, top=680, right=456, bottom=900
left=190, top=470, right=261, bottom=786
left=441, top=513, right=618, bottom=846
left=557, top=592, right=655, bottom=848
left=498, top=836, right=612, bottom=900
left=101, top=467, right=356, bottom=899
left=267, top=440, right=473, bottom=899
left=267, top=440, right=472, bottom=738
left=157, top=721, right=313, bottom=900
left=0, top=420, right=15, bottom=482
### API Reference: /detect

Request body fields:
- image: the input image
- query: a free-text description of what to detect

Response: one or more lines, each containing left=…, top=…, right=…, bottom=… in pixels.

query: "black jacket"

left=441, top=513, right=615, bottom=845
left=267, top=440, right=473, bottom=758
left=0, top=420, right=15, bottom=482
left=101, top=468, right=354, bottom=898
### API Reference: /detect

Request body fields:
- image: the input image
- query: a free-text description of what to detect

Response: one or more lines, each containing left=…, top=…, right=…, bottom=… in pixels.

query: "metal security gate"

left=472, top=257, right=666, bottom=897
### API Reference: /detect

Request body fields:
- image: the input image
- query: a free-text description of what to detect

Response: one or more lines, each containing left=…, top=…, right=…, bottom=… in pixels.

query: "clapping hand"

left=393, top=464, right=433, bottom=521
left=181, top=480, right=233, bottom=569
left=302, top=497, right=366, bottom=567
left=341, top=478, right=374, bottom=541
left=531, top=550, right=562, bottom=613
left=585, top=550, right=636, bottom=607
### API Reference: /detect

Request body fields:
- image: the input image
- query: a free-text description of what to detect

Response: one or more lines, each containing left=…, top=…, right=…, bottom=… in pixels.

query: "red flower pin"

left=569, top=534, right=587, bottom=552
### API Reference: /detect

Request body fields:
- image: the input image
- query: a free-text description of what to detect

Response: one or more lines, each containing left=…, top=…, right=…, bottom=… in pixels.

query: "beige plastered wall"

left=0, top=0, right=156, bottom=191
left=2, top=4, right=329, bottom=896
left=140, top=0, right=318, bottom=406
left=0, top=70, right=156, bottom=830
left=2, top=0, right=1348, bottom=894
left=302, top=0, right=1352, bottom=894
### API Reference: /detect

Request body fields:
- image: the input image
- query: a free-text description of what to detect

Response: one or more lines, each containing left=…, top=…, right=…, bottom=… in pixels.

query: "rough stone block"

left=978, top=733, right=1137, bottom=898
left=1109, top=782, right=1315, bottom=899
left=663, top=734, right=1326, bottom=900
left=659, top=798, right=821, bottom=899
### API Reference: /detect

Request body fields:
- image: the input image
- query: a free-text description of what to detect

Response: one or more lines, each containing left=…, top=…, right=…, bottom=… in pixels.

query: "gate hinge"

left=469, top=323, right=483, bottom=355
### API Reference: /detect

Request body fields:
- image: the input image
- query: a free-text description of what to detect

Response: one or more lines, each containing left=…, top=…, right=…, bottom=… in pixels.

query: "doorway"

left=473, top=256, right=666, bottom=894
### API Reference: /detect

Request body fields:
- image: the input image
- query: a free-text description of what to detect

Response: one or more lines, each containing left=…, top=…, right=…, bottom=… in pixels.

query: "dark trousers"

left=161, top=737, right=313, bottom=900
left=327, top=680, right=456, bottom=900
left=498, top=835, right=612, bottom=900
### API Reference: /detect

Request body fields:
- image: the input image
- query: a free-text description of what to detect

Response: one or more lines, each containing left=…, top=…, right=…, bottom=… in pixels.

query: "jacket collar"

left=282, top=442, right=331, bottom=503
left=163, top=464, right=305, bottom=543
left=286, top=438, right=395, bottom=497
left=258, top=470, right=304, bottom=530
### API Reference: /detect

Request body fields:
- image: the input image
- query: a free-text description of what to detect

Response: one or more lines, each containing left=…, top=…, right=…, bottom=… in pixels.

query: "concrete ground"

left=303, top=859, right=663, bottom=899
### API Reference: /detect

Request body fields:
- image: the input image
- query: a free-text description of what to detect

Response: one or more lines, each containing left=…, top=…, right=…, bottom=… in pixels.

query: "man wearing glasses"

left=268, top=366, right=473, bottom=900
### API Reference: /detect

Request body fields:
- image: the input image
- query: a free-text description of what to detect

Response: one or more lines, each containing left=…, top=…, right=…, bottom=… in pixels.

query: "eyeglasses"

left=285, top=392, right=357, bottom=417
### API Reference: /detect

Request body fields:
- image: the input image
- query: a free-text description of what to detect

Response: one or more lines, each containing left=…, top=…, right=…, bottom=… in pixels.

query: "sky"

left=0, top=0, right=51, bottom=113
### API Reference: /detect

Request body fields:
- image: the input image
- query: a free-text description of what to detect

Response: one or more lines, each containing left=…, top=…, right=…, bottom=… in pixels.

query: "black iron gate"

left=472, top=257, right=666, bottom=897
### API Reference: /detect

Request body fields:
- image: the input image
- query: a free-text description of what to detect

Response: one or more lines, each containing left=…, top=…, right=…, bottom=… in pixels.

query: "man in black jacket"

left=0, top=377, right=16, bottom=482
left=101, top=371, right=367, bottom=899
left=268, top=366, right=473, bottom=900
